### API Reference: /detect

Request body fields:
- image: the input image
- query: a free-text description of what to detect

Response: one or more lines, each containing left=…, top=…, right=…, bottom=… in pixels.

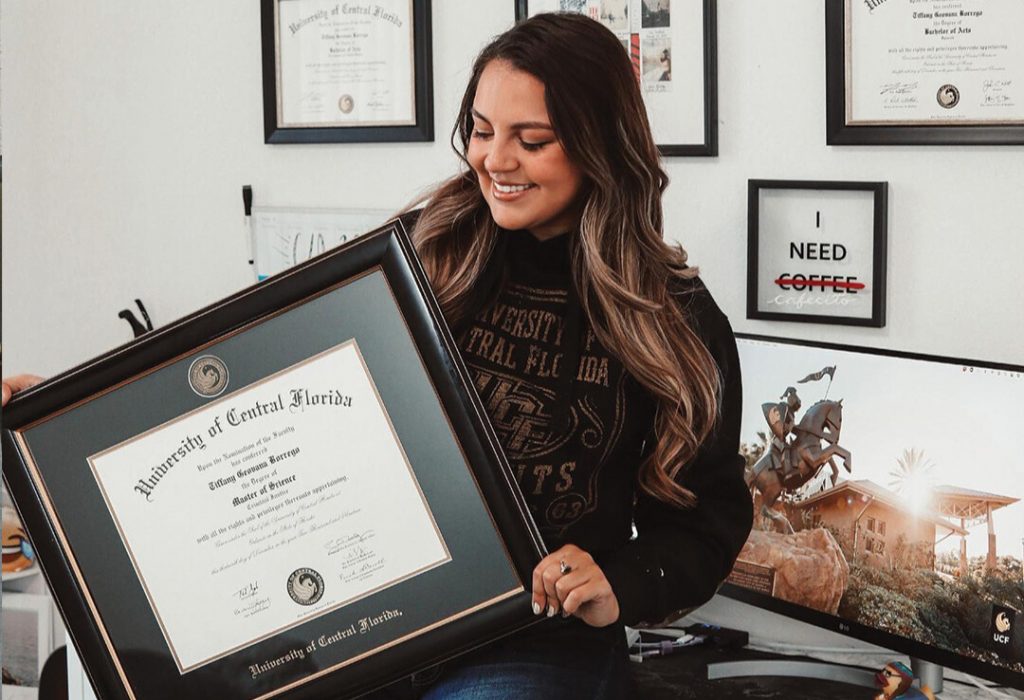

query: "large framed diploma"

left=516, top=0, right=718, bottom=157
left=2, top=220, right=545, bottom=699
left=261, top=0, right=434, bottom=143
left=826, top=0, right=1024, bottom=145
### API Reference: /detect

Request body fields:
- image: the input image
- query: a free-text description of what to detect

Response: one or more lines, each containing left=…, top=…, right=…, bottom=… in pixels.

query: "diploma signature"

left=235, top=581, right=260, bottom=601
left=879, top=81, right=918, bottom=95
left=324, top=529, right=386, bottom=582
left=325, top=529, right=375, bottom=556
left=344, top=545, right=371, bottom=562
left=341, top=554, right=386, bottom=584
left=982, top=79, right=1014, bottom=105
left=983, top=80, right=1013, bottom=91
left=233, top=597, right=271, bottom=620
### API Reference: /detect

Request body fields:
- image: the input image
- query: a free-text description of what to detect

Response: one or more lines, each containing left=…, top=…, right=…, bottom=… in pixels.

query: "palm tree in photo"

left=889, top=447, right=937, bottom=516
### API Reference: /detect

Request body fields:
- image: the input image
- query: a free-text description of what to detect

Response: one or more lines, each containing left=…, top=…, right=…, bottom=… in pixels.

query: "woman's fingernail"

left=532, top=601, right=541, bottom=615
left=546, top=605, right=556, bottom=618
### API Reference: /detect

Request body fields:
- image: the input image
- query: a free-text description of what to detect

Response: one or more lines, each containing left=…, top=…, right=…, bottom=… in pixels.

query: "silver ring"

left=559, top=559, right=572, bottom=575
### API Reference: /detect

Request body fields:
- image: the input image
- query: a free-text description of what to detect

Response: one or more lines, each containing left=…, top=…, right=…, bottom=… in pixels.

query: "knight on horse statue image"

left=745, top=365, right=853, bottom=534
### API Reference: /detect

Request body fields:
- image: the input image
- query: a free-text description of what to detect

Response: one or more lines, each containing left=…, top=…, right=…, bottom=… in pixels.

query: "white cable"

left=642, top=627, right=697, bottom=640
left=747, top=640, right=891, bottom=655
left=651, top=623, right=894, bottom=657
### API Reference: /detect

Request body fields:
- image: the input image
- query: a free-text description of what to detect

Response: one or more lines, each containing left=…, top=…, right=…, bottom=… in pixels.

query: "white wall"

left=3, top=0, right=1023, bottom=661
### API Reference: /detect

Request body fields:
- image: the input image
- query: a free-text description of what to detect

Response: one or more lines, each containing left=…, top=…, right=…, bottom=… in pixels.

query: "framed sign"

left=261, top=0, right=434, bottom=143
left=826, top=0, right=1024, bottom=145
left=516, top=0, right=718, bottom=156
left=2, top=220, right=544, bottom=700
left=746, top=179, right=888, bottom=327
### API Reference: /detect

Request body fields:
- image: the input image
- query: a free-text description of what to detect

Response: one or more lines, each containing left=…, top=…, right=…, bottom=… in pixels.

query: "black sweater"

left=409, top=214, right=752, bottom=628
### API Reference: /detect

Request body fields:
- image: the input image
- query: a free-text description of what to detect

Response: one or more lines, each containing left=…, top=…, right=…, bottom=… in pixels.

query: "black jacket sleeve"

left=600, top=285, right=753, bottom=627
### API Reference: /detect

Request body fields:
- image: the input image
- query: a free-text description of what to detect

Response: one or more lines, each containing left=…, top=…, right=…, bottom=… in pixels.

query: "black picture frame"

left=2, top=220, right=545, bottom=700
left=746, top=179, right=888, bottom=328
left=515, top=0, right=718, bottom=157
left=825, top=0, right=1024, bottom=146
left=261, top=0, right=434, bottom=144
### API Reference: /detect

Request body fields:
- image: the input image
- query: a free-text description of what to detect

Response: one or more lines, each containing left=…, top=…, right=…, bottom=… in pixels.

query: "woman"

left=393, top=12, right=751, bottom=699
left=3, top=13, right=752, bottom=700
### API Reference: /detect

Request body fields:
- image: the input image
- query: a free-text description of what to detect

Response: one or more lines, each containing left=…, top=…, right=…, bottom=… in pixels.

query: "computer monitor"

left=721, top=333, right=1023, bottom=689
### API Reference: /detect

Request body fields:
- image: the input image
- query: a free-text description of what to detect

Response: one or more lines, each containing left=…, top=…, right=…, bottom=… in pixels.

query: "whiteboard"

left=252, top=206, right=393, bottom=281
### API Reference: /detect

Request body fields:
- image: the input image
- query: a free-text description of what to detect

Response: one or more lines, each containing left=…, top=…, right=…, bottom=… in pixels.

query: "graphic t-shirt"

left=446, top=225, right=753, bottom=627
left=456, top=231, right=654, bottom=551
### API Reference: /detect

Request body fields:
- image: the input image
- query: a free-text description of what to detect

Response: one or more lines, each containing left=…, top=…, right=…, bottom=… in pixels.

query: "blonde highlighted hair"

left=408, top=13, right=720, bottom=508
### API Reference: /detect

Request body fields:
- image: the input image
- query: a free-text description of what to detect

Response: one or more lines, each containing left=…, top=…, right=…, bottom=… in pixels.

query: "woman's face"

left=466, top=60, right=585, bottom=241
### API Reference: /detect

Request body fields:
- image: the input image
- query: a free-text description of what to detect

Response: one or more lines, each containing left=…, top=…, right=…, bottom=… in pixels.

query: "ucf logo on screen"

left=991, top=605, right=1018, bottom=659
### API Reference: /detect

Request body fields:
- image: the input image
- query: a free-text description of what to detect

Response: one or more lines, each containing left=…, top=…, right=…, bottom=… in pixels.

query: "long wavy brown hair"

left=408, top=13, right=720, bottom=508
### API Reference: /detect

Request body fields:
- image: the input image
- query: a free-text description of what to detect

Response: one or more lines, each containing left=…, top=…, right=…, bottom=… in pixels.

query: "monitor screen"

left=722, top=334, right=1024, bottom=687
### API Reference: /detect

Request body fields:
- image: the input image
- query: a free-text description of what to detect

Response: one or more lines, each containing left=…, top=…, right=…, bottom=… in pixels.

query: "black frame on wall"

left=746, top=179, right=888, bottom=328
left=260, top=0, right=435, bottom=144
left=825, top=0, right=1024, bottom=146
left=515, top=0, right=718, bottom=157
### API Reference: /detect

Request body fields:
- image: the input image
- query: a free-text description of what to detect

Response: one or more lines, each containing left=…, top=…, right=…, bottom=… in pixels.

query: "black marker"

left=242, top=185, right=254, bottom=266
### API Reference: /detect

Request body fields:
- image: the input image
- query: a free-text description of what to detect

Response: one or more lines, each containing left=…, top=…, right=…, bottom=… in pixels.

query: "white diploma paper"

left=847, top=0, right=1023, bottom=124
left=276, top=0, right=416, bottom=127
left=89, top=340, right=449, bottom=671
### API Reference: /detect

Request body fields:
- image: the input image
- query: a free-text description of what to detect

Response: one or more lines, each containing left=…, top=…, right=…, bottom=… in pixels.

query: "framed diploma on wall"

left=747, top=179, right=888, bottom=327
left=261, top=0, right=434, bottom=143
left=826, top=0, right=1024, bottom=145
left=516, top=0, right=718, bottom=156
left=2, top=220, right=545, bottom=700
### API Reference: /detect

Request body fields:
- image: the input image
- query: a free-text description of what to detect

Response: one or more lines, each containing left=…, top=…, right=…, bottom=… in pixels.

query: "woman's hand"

left=532, top=543, right=620, bottom=628
left=2, top=375, right=45, bottom=407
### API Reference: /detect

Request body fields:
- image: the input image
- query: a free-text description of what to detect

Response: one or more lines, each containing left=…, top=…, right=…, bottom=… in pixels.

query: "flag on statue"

left=797, top=366, right=836, bottom=384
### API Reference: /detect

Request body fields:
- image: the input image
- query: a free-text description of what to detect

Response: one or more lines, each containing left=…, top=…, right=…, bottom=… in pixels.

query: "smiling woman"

left=378, top=10, right=752, bottom=700
left=466, top=61, right=585, bottom=240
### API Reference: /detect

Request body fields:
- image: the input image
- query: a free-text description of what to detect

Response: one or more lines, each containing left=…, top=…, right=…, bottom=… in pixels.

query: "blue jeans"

left=366, top=618, right=634, bottom=699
